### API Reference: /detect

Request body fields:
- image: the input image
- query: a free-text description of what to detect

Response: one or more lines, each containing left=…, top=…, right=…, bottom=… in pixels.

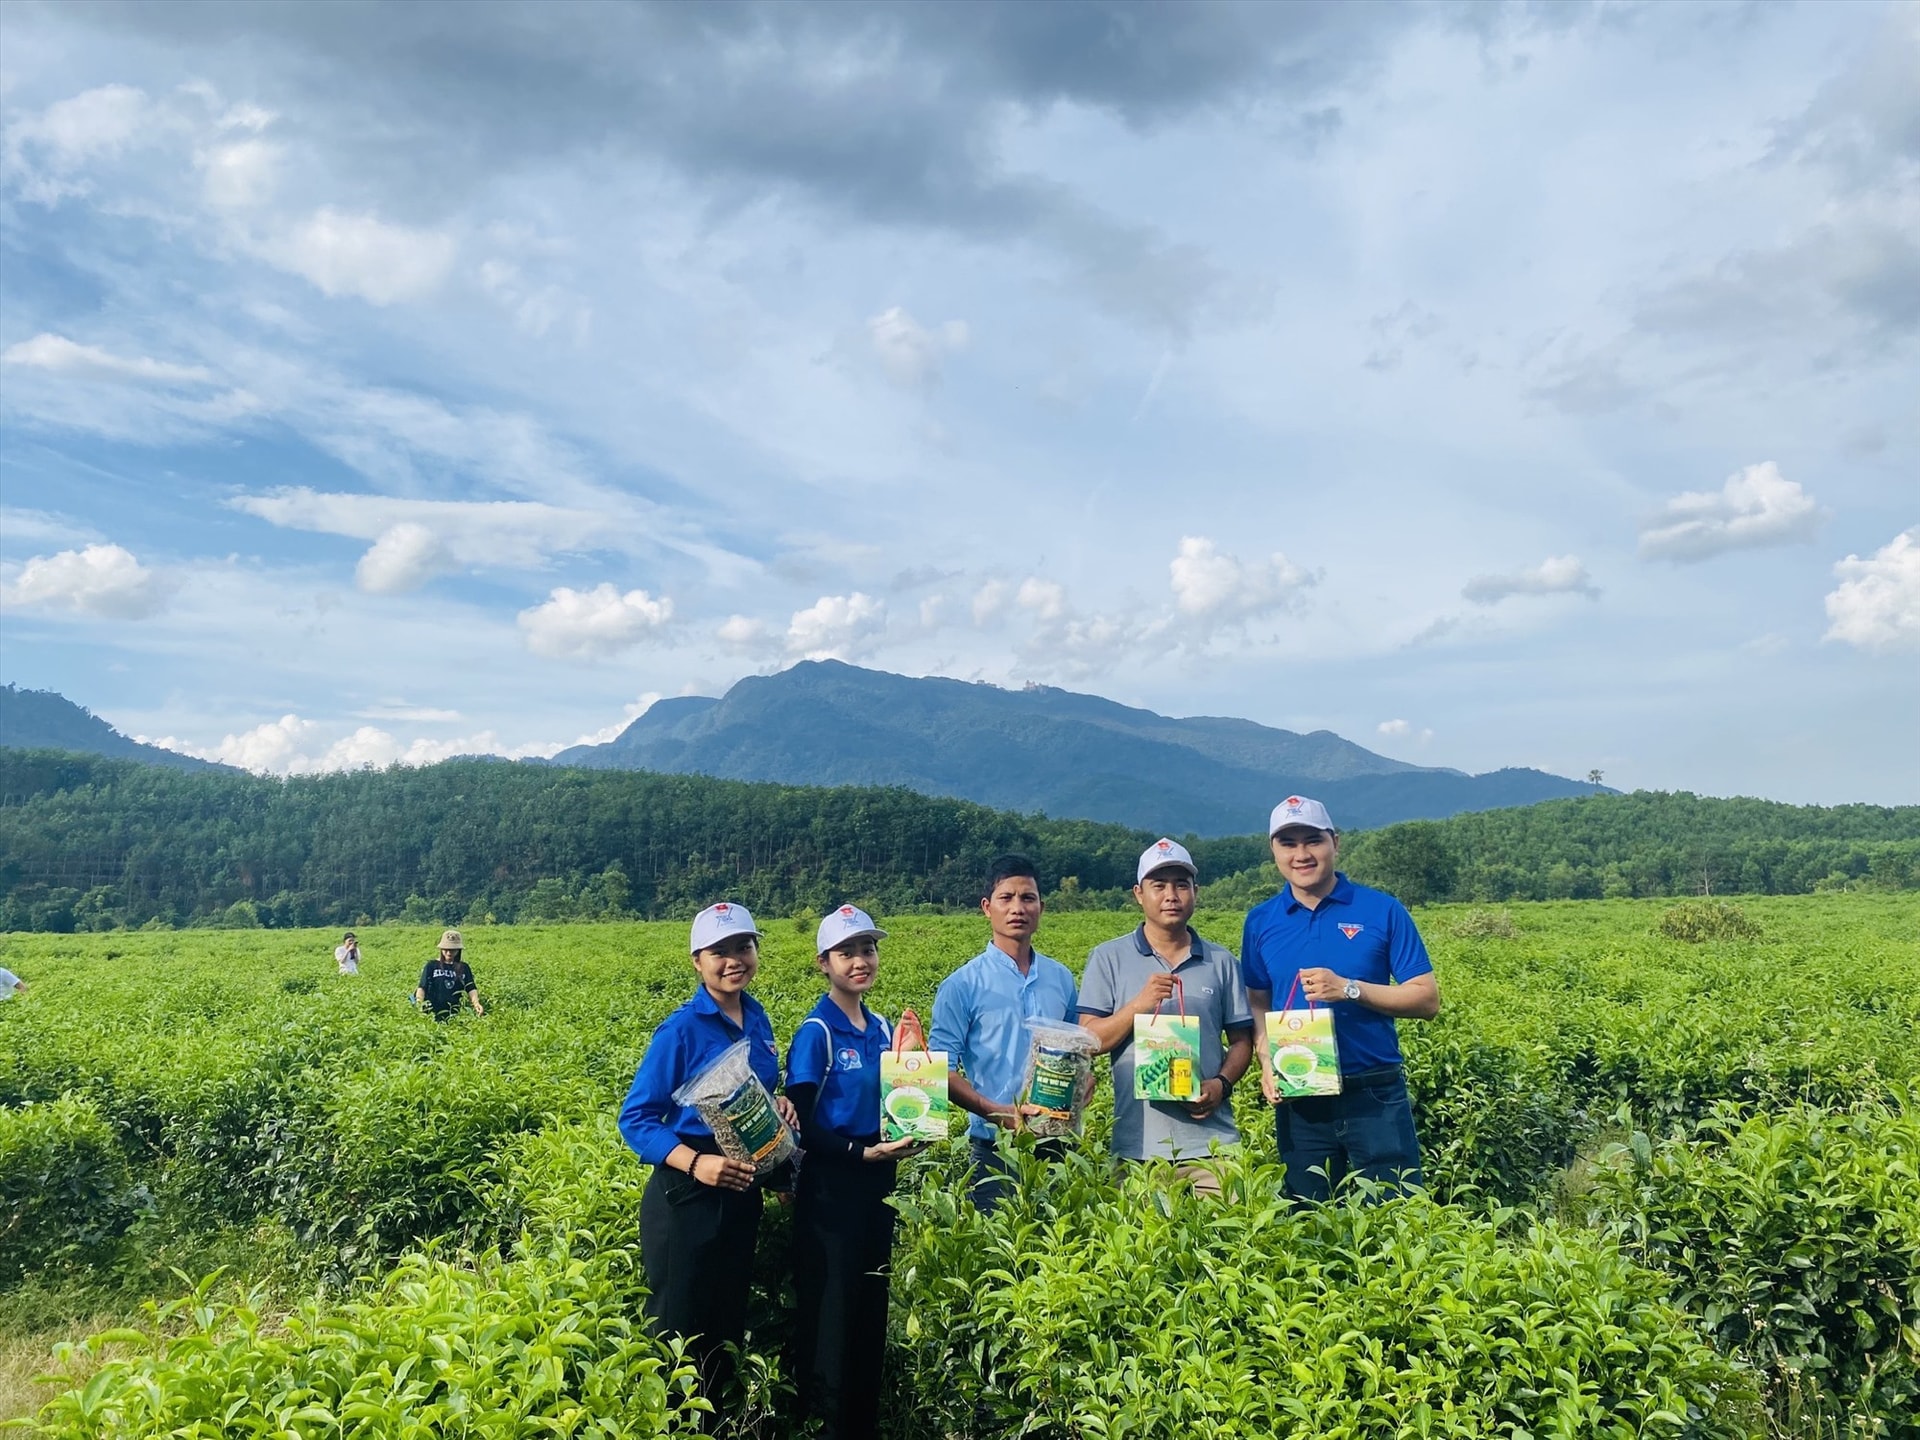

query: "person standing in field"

left=334, top=931, right=361, bottom=975
left=0, top=965, right=25, bottom=999
left=1242, top=796, right=1441, bottom=1202
left=1078, top=838, right=1253, bottom=1194
left=618, top=902, right=799, bottom=1412
left=785, top=904, right=921, bottom=1440
left=415, top=929, right=483, bottom=1019
left=929, top=854, right=1080, bottom=1211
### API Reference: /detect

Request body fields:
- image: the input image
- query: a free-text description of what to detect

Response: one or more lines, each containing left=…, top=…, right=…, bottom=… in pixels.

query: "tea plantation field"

left=2, top=894, right=1916, bottom=1437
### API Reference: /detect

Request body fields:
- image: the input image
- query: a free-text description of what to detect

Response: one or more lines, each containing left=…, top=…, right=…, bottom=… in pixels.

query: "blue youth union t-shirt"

left=1240, top=874, right=1432, bottom=1074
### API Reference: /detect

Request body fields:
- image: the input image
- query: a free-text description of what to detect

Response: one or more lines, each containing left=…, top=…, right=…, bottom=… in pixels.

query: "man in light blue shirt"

left=929, top=854, right=1079, bottom=1210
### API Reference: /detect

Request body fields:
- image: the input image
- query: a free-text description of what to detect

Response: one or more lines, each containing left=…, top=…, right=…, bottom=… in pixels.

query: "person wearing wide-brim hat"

left=784, top=904, right=922, bottom=1440
left=618, top=902, right=799, bottom=1413
left=415, top=928, right=483, bottom=1020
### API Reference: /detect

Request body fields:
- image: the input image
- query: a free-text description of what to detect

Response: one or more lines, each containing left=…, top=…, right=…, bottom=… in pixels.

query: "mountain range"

left=2, top=667, right=1600, bottom=835
left=548, top=661, right=1600, bottom=835
left=0, top=685, right=233, bottom=773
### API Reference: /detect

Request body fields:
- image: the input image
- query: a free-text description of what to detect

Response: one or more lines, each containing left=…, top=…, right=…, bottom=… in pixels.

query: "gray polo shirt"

left=1079, top=926, right=1253, bottom=1162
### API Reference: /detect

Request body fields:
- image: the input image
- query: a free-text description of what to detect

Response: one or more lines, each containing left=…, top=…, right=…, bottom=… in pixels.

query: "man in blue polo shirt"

left=929, top=853, right=1079, bottom=1211
left=1242, top=795, right=1441, bottom=1202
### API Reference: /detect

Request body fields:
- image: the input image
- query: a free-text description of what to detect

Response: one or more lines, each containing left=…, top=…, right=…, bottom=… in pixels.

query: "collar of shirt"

left=807, top=994, right=881, bottom=1037
left=688, top=983, right=758, bottom=1035
left=1282, top=873, right=1356, bottom=914
left=1130, top=924, right=1209, bottom=967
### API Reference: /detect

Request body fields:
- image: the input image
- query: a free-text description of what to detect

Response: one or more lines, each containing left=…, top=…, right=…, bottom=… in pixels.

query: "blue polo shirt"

left=786, top=995, right=894, bottom=1139
left=618, top=986, right=783, bottom=1166
left=1240, top=874, right=1433, bottom=1075
left=929, top=941, right=1079, bottom=1141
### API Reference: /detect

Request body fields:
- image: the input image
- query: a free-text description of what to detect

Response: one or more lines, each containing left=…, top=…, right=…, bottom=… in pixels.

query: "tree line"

left=0, top=747, right=1912, bottom=932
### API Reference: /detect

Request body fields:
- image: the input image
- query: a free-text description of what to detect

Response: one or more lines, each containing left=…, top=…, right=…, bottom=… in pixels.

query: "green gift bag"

left=879, top=1007, right=952, bottom=1143
left=1133, top=974, right=1202, bottom=1101
left=1265, top=975, right=1342, bottom=1099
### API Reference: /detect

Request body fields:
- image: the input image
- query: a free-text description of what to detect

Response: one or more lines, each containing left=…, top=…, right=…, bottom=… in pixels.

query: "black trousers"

left=792, top=1154, right=897, bottom=1440
left=640, top=1161, right=764, bottom=1406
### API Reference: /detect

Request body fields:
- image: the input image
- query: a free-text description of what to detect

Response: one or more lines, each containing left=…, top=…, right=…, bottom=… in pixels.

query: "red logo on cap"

left=1156, top=840, right=1172, bottom=851
left=1339, top=924, right=1363, bottom=939
left=840, top=905, right=855, bottom=917
left=1285, top=796, right=1304, bottom=808
left=714, top=903, right=730, bottom=915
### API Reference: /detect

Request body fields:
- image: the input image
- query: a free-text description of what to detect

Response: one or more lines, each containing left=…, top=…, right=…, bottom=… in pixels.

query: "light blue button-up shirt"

left=929, top=941, right=1079, bottom=1140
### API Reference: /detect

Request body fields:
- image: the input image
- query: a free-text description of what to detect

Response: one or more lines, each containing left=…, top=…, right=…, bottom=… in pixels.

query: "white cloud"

left=354, top=522, right=456, bottom=594
left=567, top=692, right=663, bottom=748
left=972, top=580, right=1011, bottom=626
left=1377, top=718, right=1434, bottom=746
left=268, top=207, right=456, bottom=306
left=199, top=137, right=280, bottom=209
left=517, top=583, right=675, bottom=659
left=0, top=543, right=169, bottom=619
left=1169, top=536, right=1313, bottom=623
left=788, top=592, right=886, bottom=659
left=0, top=507, right=100, bottom=548
left=1, top=333, right=216, bottom=386
left=717, top=614, right=773, bottom=650
left=152, top=713, right=555, bottom=774
left=1462, top=555, right=1599, bottom=604
left=231, top=488, right=611, bottom=575
left=1823, top=528, right=1920, bottom=652
left=1639, top=462, right=1824, bottom=562
left=7, top=84, right=150, bottom=173
left=1016, top=577, right=1068, bottom=622
left=355, top=704, right=463, bottom=722
left=867, top=306, right=969, bottom=387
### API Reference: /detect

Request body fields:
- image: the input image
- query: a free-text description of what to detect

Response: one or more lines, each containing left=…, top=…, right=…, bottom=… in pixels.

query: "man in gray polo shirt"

left=1079, top=838, right=1253, bottom=1192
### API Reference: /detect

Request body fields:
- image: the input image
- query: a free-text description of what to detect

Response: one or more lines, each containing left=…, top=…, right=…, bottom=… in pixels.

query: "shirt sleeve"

left=928, top=972, right=966, bottom=1066
left=1239, top=910, right=1271, bottom=994
left=1386, top=901, right=1434, bottom=982
left=462, top=963, right=478, bottom=992
left=1220, top=947, right=1254, bottom=1028
left=786, top=1017, right=831, bottom=1089
left=1077, top=948, right=1118, bottom=1018
left=418, top=962, right=434, bottom=990
left=618, top=1023, right=691, bottom=1166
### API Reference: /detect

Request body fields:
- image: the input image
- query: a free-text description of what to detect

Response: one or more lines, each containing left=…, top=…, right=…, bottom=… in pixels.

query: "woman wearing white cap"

left=618, top=901, right=798, bottom=1410
left=784, top=904, right=921, bottom=1440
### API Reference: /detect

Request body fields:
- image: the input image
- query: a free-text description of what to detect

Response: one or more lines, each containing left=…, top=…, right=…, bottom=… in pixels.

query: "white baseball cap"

left=816, top=903, right=888, bottom=954
left=690, top=901, right=763, bottom=954
left=1136, top=837, right=1198, bottom=884
left=1269, top=795, right=1337, bottom=836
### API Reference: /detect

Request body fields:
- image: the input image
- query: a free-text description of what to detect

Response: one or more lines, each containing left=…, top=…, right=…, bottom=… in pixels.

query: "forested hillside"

left=0, top=748, right=1912, bottom=931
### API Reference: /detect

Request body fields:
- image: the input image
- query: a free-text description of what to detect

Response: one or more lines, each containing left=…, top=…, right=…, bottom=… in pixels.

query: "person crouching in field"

left=1243, top=796, right=1441, bottom=1202
left=415, top=929, right=482, bottom=1019
left=618, top=902, right=799, bottom=1411
left=1078, top=838, right=1253, bottom=1195
left=785, top=904, right=921, bottom=1440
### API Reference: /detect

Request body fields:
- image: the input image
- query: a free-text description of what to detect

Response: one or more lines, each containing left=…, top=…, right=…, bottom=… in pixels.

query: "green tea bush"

left=1658, top=899, right=1763, bottom=943
left=886, top=1148, right=1761, bottom=1438
left=1448, top=907, right=1519, bottom=939
left=33, top=1240, right=709, bottom=1438
left=0, top=1094, right=144, bottom=1284
left=1584, top=1099, right=1920, bottom=1429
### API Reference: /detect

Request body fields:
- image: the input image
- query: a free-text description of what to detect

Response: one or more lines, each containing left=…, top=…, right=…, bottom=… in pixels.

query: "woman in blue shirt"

left=618, top=901, right=797, bottom=1410
left=785, top=905, right=921, bottom=1440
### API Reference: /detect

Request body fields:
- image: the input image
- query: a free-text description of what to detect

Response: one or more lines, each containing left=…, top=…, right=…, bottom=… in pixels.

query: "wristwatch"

left=1215, top=1074, right=1235, bottom=1100
left=1342, top=977, right=1363, bottom=1002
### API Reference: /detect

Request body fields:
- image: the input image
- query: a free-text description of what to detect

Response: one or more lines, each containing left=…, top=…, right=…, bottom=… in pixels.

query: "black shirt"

left=419, top=957, right=476, bottom=1017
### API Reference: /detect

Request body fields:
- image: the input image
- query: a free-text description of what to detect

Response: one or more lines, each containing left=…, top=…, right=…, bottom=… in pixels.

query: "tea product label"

left=1133, top=1012, right=1202, bottom=1101
left=718, top=1076, right=789, bottom=1164
left=1265, top=1006, right=1342, bottom=1098
left=880, top=1049, right=951, bottom=1143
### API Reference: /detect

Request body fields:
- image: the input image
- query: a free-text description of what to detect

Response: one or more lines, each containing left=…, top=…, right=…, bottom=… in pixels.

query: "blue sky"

left=1, top=1, right=1914, bottom=801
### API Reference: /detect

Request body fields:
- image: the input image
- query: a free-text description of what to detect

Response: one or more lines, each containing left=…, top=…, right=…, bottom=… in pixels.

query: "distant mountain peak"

left=0, top=685, right=232, bottom=772
left=551, top=661, right=1597, bottom=835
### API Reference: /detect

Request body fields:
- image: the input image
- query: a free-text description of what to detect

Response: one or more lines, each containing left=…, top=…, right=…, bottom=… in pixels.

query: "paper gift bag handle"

left=1153, top=974, right=1188, bottom=1020
left=1281, top=974, right=1316, bottom=1015
left=893, top=1006, right=928, bottom=1056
